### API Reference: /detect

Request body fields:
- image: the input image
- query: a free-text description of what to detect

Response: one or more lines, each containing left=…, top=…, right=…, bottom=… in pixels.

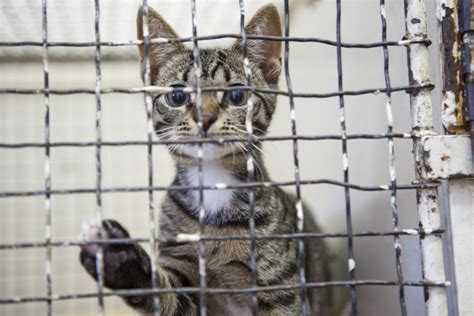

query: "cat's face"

left=137, top=5, right=282, bottom=160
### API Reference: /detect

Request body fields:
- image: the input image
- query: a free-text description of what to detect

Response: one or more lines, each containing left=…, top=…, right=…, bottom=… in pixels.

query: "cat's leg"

left=79, top=219, right=197, bottom=315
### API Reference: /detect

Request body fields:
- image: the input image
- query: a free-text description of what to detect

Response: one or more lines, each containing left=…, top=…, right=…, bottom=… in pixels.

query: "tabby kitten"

left=80, top=4, right=331, bottom=315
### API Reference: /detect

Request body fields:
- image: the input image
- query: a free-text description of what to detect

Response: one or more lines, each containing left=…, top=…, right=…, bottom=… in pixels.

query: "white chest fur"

left=185, top=161, right=240, bottom=215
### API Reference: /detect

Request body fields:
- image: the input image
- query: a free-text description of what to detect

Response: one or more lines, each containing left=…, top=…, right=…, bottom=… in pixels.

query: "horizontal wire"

left=0, top=83, right=434, bottom=98
left=0, top=228, right=446, bottom=250
left=0, top=34, right=431, bottom=48
left=0, top=279, right=450, bottom=305
left=0, top=83, right=434, bottom=97
left=0, top=179, right=440, bottom=198
left=0, top=133, right=414, bottom=149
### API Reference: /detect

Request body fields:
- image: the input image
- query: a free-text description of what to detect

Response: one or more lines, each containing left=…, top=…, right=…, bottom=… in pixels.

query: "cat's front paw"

left=79, top=219, right=151, bottom=290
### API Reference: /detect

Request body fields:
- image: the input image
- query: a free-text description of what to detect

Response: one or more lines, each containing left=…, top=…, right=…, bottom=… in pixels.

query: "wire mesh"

left=0, top=1, right=451, bottom=315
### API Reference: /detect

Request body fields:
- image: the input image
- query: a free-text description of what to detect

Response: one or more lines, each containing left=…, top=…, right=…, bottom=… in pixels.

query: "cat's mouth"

left=169, top=142, right=243, bottom=160
left=157, top=126, right=254, bottom=160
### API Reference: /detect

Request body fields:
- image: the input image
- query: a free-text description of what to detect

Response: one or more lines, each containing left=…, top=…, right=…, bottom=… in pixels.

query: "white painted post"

left=404, top=0, right=449, bottom=315
left=448, top=179, right=474, bottom=316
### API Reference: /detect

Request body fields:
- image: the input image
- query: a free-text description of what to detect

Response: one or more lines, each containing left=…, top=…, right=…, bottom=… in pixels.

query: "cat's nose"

left=193, top=113, right=217, bottom=134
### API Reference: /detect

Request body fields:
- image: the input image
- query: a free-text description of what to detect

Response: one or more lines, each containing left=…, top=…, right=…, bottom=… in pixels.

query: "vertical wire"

left=189, top=1, right=207, bottom=314
left=335, top=1, right=357, bottom=314
left=283, top=1, right=307, bottom=314
left=41, top=0, right=52, bottom=314
left=238, top=1, right=258, bottom=314
left=93, top=0, right=105, bottom=314
left=140, top=1, right=160, bottom=314
left=379, top=2, right=406, bottom=315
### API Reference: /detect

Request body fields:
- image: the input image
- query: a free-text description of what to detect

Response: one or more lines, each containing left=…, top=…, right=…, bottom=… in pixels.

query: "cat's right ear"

left=136, top=6, right=185, bottom=77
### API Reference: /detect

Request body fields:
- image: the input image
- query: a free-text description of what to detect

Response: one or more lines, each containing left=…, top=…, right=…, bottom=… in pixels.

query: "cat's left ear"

left=232, top=4, right=282, bottom=84
left=136, top=6, right=185, bottom=78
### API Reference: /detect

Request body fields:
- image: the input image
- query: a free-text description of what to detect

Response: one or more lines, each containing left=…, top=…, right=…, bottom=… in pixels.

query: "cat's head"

left=137, top=4, right=282, bottom=160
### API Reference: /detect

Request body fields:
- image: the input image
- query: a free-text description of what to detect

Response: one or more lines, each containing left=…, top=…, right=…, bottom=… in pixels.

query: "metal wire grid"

left=0, top=1, right=450, bottom=316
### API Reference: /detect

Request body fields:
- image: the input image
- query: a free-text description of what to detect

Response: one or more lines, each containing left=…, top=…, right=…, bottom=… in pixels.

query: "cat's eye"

left=227, top=85, right=248, bottom=106
left=165, top=85, right=189, bottom=107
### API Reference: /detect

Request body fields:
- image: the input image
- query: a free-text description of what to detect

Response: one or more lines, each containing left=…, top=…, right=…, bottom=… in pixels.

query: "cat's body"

left=80, top=4, right=331, bottom=315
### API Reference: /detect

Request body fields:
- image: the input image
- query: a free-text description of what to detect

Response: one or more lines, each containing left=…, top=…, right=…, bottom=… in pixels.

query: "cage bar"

left=379, top=1, right=407, bottom=315
left=189, top=1, right=208, bottom=315
left=404, top=0, right=449, bottom=314
left=335, top=1, right=357, bottom=314
left=0, top=35, right=431, bottom=49
left=282, top=0, right=307, bottom=315
left=40, top=0, right=53, bottom=314
left=92, top=0, right=106, bottom=314
left=139, top=1, right=160, bottom=314
left=0, top=83, right=434, bottom=98
left=237, top=1, right=259, bottom=315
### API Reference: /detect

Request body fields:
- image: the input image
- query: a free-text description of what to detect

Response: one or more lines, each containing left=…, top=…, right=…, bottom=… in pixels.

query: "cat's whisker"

left=234, top=126, right=279, bottom=153
left=232, top=130, right=265, bottom=156
left=157, top=126, right=175, bottom=132
left=156, top=130, right=175, bottom=138
left=235, top=123, right=266, bottom=135
left=230, top=143, right=236, bottom=166
left=156, top=129, right=177, bottom=139
left=235, top=142, right=263, bottom=180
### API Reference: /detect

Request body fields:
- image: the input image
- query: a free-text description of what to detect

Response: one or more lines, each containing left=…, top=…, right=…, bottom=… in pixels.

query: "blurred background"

left=0, top=0, right=445, bottom=315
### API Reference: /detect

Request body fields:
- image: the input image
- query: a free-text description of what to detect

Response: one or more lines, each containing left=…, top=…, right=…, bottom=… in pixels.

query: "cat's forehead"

left=155, top=48, right=246, bottom=86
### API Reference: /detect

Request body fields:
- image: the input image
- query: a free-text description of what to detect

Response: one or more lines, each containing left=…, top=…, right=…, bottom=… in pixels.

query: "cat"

left=80, top=4, right=331, bottom=315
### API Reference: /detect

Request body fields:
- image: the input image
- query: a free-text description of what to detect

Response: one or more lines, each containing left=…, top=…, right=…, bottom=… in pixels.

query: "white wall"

left=0, top=0, right=446, bottom=315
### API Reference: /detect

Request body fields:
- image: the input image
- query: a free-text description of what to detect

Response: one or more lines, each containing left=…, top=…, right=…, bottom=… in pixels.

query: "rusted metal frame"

left=438, top=0, right=466, bottom=133
left=460, top=0, right=474, bottom=164
left=404, top=0, right=449, bottom=315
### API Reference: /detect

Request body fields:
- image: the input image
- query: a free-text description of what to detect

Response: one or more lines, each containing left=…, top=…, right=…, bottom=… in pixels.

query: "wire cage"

left=2, top=0, right=471, bottom=315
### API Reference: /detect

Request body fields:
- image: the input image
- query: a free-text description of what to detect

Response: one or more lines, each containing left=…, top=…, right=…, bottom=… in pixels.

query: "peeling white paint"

left=422, top=135, right=473, bottom=179
left=348, top=258, right=356, bottom=272
left=342, top=153, right=348, bottom=171
left=436, top=0, right=455, bottom=21
left=441, top=91, right=458, bottom=129
left=380, top=5, right=386, bottom=19
left=397, top=39, right=412, bottom=46
left=176, top=233, right=200, bottom=242
left=215, top=183, right=228, bottom=189
left=406, top=1, right=449, bottom=314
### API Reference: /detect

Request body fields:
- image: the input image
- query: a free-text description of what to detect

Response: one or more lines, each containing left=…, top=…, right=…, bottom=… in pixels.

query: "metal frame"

left=405, top=0, right=449, bottom=314
left=0, top=1, right=456, bottom=315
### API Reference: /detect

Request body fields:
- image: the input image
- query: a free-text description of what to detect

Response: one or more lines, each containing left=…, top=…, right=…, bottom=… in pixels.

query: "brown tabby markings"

left=79, top=4, right=331, bottom=315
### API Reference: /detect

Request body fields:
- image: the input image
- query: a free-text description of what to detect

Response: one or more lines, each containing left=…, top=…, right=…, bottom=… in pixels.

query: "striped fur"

left=80, top=4, right=332, bottom=315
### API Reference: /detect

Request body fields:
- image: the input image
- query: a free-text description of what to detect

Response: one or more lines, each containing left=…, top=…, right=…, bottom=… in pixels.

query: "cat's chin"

left=170, top=143, right=239, bottom=161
